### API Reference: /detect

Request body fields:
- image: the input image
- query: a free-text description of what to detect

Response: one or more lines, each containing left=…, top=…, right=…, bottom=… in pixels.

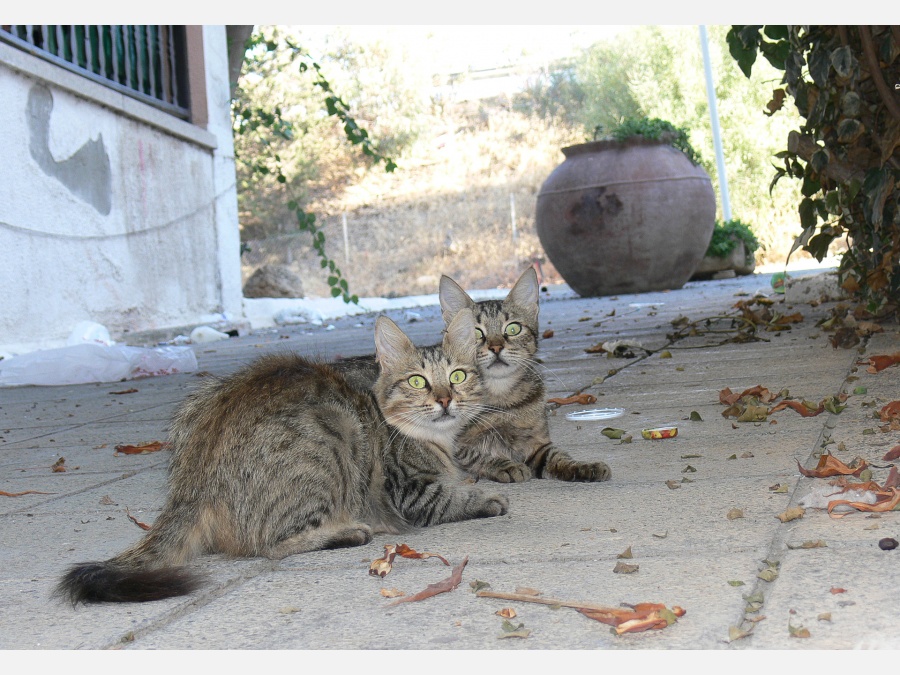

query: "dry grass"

left=241, top=104, right=816, bottom=299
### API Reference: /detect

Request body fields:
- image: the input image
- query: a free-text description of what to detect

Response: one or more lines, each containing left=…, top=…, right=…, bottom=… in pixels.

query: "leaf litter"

left=476, top=589, right=685, bottom=635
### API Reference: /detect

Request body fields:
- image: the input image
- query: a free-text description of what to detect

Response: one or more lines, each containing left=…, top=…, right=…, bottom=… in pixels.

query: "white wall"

left=0, top=26, right=243, bottom=356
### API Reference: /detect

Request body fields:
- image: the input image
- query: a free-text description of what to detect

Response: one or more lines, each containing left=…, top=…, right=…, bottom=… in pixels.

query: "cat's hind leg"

left=263, top=522, right=373, bottom=559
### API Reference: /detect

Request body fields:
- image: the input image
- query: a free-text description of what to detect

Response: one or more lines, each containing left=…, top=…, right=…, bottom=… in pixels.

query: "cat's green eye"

left=474, top=328, right=484, bottom=341
left=408, top=375, right=427, bottom=389
left=449, top=369, right=466, bottom=384
left=505, top=322, right=522, bottom=336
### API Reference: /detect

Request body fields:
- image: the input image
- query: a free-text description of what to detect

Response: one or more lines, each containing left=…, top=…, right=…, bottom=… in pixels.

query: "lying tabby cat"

left=439, top=268, right=611, bottom=483
left=56, top=309, right=506, bottom=604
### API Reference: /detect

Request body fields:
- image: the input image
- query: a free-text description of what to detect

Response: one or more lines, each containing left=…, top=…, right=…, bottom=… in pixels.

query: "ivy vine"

left=231, top=32, right=397, bottom=304
left=726, top=25, right=899, bottom=315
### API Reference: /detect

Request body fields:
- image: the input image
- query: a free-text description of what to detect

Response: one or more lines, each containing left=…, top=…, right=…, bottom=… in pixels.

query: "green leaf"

left=330, top=287, right=342, bottom=297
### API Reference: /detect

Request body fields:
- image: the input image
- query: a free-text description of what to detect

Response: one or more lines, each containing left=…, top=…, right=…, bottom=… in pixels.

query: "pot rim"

left=561, top=136, right=675, bottom=158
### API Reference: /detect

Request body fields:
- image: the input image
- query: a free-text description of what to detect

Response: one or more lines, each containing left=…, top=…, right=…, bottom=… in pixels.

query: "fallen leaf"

left=394, top=543, right=451, bottom=566
left=496, top=608, right=517, bottom=619
left=579, top=603, right=686, bottom=635
left=830, top=587, right=847, bottom=594
left=51, top=457, right=66, bottom=473
left=797, top=454, right=867, bottom=478
left=548, top=394, right=597, bottom=406
left=542, top=329, right=554, bottom=339
left=470, top=580, right=491, bottom=593
left=0, top=490, right=54, bottom=497
left=737, top=405, right=769, bottom=422
left=369, top=545, right=397, bottom=577
left=882, top=446, right=900, bottom=461
left=789, top=622, right=811, bottom=638
left=859, top=353, right=900, bottom=373
left=787, top=540, right=826, bottom=549
left=498, top=619, right=531, bottom=639
left=652, top=531, right=668, bottom=539
left=727, top=508, right=744, bottom=520
left=114, top=441, right=171, bottom=455
left=682, top=465, right=696, bottom=474
left=728, top=580, right=745, bottom=587
left=388, top=556, right=468, bottom=606
left=665, top=480, right=681, bottom=490
left=776, top=507, right=805, bottom=523
left=659, top=350, right=672, bottom=359
left=601, top=427, right=626, bottom=440
left=770, top=400, right=825, bottom=417
left=380, top=588, right=405, bottom=598
left=689, top=411, right=703, bottom=421
left=769, top=483, right=789, bottom=493
left=125, top=507, right=151, bottom=530
left=99, top=495, right=116, bottom=505
left=617, top=546, right=633, bottom=559
left=818, top=613, right=832, bottom=621
left=613, top=562, right=639, bottom=574
left=729, top=625, right=752, bottom=641
left=827, top=487, right=900, bottom=518
left=584, top=342, right=607, bottom=354
left=880, top=401, right=900, bottom=422
left=109, top=388, right=139, bottom=395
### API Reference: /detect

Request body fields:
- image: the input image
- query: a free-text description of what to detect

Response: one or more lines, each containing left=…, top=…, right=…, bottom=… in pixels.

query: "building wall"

left=0, top=26, right=243, bottom=356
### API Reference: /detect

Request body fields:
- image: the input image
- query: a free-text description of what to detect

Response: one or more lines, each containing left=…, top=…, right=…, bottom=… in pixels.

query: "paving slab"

left=1, top=268, right=899, bottom=652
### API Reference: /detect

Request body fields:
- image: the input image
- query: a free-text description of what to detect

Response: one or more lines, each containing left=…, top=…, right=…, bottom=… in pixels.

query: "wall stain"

left=27, top=84, right=112, bottom=215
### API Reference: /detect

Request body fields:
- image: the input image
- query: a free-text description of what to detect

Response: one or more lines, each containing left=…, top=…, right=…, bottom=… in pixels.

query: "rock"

left=784, top=272, right=845, bottom=304
left=243, top=265, right=305, bottom=299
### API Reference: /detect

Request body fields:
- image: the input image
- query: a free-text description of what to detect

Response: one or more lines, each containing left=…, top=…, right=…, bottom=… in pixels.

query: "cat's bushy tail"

left=55, top=506, right=204, bottom=604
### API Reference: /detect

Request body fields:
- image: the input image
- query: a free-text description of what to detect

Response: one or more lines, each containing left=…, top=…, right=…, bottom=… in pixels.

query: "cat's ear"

left=443, top=307, right=477, bottom=363
left=439, top=275, right=476, bottom=324
left=375, top=316, right=417, bottom=369
left=506, top=267, right=540, bottom=309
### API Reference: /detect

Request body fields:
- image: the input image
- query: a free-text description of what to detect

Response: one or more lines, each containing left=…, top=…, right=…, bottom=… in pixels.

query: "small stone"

left=878, top=537, right=898, bottom=551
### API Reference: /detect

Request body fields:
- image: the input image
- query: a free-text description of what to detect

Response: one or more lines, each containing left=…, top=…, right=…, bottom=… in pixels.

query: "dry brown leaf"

left=727, top=508, right=744, bottom=520
left=830, top=587, right=847, bottom=594
left=51, top=457, right=67, bottom=473
left=579, top=603, right=686, bottom=635
left=827, top=487, right=900, bottom=518
left=882, top=446, right=900, bottom=462
left=547, top=394, right=597, bottom=406
left=542, top=330, right=554, bottom=339
left=394, top=543, right=450, bottom=565
left=125, top=507, right=151, bottom=530
left=496, top=608, right=517, bottom=619
left=770, top=400, right=825, bottom=417
left=380, top=588, right=405, bottom=598
left=613, top=561, right=639, bottom=574
left=880, top=401, right=900, bottom=422
left=387, top=556, right=468, bottom=606
left=114, top=441, right=171, bottom=455
left=109, top=388, right=139, bottom=395
left=860, top=353, right=900, bottom=373
left=0, top=489, right=54, bottom=497
left=776, top=507, right=805, bottom=523
left=797, top=454, right=868, bottom=478
left=617, top=546, right=633, bottom=559
left=719, top=385, right=777, bottom=406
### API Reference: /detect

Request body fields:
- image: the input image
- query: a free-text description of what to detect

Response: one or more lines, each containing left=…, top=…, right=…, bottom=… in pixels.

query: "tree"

left=727, top=25, right=899, bottom=314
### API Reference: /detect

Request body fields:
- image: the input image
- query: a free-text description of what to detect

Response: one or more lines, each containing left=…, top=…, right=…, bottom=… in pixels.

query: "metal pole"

left=699, top=25, right=731, bottom=222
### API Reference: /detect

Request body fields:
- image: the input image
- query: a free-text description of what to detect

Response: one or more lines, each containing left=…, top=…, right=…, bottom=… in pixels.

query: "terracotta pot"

left=535, top=138, right=716, bottom=296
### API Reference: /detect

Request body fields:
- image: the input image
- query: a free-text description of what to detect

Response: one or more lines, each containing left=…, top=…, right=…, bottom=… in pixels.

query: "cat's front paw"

left=490, top=461, right=530, bottom=484
left=576, top=461, right=611, bottom=482
left=477, top=494, right=508, bottom=518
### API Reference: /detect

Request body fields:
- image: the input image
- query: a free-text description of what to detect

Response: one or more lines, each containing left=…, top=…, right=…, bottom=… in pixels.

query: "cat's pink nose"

left=488, top=344, right=503, bottom=354
left=437, top=397, right=451, bottom=409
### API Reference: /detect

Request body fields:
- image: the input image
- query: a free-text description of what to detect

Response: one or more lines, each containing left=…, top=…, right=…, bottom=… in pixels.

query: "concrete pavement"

left=2, top=268, right=899, bottom=650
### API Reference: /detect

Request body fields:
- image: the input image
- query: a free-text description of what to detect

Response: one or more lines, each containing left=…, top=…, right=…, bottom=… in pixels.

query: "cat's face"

left=374, top=309, right=484, bottom=444
left=439, top=268, right=540, bottom=388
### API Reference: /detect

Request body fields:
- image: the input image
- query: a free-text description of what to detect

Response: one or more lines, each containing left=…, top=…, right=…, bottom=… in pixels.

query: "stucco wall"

left=0, top=26, right=243, bottom=355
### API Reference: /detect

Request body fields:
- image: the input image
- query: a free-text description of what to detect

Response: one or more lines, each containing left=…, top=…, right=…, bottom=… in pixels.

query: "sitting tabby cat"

left=439, top=268, right=611, bottom=484
left=56, top=309, right=506, bottom=604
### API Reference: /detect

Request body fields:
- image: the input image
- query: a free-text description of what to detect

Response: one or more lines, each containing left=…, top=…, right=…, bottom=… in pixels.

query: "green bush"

left=606, top=117, right=703, bottom=166
left=707, top=219, right=759, bottom=265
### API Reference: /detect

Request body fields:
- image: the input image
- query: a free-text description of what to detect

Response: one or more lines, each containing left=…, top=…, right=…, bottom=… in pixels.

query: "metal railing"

left=0, top=25, right=190, bottom=119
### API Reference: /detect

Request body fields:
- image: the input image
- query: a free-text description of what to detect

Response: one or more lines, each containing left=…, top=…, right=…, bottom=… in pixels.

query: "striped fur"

left=439, top=268, right=611, bottom=483
left=55, top=309, right=506, bottom=605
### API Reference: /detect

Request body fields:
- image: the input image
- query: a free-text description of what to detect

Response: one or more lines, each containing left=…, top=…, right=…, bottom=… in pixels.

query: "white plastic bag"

left=0, top=343, right=198, bottom=386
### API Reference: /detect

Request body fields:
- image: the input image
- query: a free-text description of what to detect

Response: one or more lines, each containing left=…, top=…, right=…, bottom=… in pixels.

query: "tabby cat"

left=439, top=268, right=611, bottom=484
left=56, top=309, right=507, bottom=604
